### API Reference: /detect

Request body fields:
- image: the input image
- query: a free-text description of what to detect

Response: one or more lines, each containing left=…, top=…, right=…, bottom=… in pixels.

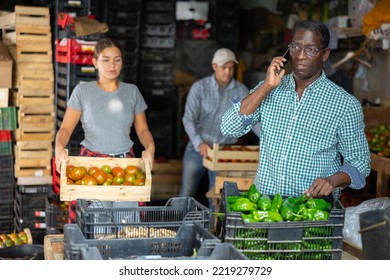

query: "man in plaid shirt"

left=221, top=20, right=371, bottom=201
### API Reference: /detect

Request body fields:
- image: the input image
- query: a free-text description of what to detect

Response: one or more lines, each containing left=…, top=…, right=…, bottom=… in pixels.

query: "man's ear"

left=322, top=48, right=331, bottom=63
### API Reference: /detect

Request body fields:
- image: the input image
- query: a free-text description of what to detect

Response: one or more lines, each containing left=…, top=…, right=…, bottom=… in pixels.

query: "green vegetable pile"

left=227, top=184, right=332, bottom=222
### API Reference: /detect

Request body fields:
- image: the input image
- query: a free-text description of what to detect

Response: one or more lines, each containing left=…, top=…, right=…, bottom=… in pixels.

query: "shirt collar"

left=286, top=70, right=327, bottom=94
left=211, top=74, right=236, bottom=91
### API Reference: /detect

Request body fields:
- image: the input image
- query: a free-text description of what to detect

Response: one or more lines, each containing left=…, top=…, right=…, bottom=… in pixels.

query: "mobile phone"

left=282, top=48, right=290, bottom=68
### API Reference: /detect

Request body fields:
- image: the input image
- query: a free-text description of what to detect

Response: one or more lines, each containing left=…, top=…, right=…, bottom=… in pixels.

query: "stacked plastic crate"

left=215, top=0, right=240, bottom=53
left=50, top=0, right=100, bottom=235
left=0, top=5, right=56, bottom=244
left=54, top=0, right=98, bottom=157
left=0, top=11, right=17, bottom=233
left=139, top=0, right=177, bottom=159
left=102, top=0, right=141, bottom=84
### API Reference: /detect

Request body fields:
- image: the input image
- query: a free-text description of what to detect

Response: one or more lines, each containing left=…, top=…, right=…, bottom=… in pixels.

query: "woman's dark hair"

left=94, top=38, right=124, bottom=59
left=293, top=20, right=330, bottom=49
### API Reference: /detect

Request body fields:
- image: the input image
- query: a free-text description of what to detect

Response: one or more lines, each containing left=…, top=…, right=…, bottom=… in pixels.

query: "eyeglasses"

left=288, top=43, right=325, bottom=57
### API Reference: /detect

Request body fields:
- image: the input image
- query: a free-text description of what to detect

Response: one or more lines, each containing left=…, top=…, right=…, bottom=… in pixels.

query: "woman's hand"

left=142, top=147, right=154, bottom=170
left=55, top=146, right=69, bottom=173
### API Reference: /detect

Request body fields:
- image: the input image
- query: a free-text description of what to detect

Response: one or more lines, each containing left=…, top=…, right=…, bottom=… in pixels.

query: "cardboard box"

left=60, top=156, right=152, bottom=202
left=0, top=42, right=13, bottom=88
left=0, top=88, right=9, bottom=108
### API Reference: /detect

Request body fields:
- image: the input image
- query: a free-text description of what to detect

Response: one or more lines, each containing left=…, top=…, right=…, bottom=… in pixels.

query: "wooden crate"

left=14, top=126, right=55, bottom=141
left=14, top=158, right=51, bottom=178
left=15, top=91, right=54, bottom=106
left=14, top=140, right=52, bottom=159
left=151, top=160, right=182, bottom=201
left=203, top=144, right=259, bottom=171
left=16, top=42, right=52, bottom=63
left=214, top=170, right=256, bottom=194
left=60, top=157, right=152, bottom=202
left=16, top=68, right=54, bottom=90
left=0, top=11, right=16, bottom=29
left=15, top=25, right=51, bottom=43
left=43, top=234, right=64, bottom=260
left=17, top=105, right=55, bottom=125
left=15, top=5, right=50, bottom=26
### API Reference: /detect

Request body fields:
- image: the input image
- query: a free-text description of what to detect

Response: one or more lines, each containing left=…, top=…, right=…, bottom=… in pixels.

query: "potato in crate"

left=76, top=197, right=210, bottom=239
left=63, top=222, right=221, bottom=260
left=220, top=182, right=345, bottom=260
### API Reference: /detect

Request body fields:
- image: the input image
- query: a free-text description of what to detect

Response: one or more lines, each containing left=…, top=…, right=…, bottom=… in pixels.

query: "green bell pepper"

left=241, top=213, right=258, bottom=223
left=247, top=184, right=261, bottom=204
left=227, top=195, right=242, bottom=204
left=231, top=197, right=258, bottom=212
left=303, top=208, right=330, bottom=221
left=251, top=210, right=283, bottom=222
left=269, top=193, right=283, bottom=212
left=306, top=198, right=332, bottom=211
left=257, top=194, right=272, bottom=210
left=279, top=197, right=296, bottom=221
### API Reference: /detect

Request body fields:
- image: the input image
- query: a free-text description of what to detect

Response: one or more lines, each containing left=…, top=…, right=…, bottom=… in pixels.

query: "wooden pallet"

left=14, top=157, right=51, bottom=178
left=14, top=140, right=53, bottom=159
left=16, top=42, right=52, bottom=63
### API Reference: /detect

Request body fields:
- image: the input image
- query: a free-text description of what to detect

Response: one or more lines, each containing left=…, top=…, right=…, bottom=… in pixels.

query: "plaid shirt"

left=183, top=74, right=249, bottom=152
left=221, top=71, right=371, bottom=199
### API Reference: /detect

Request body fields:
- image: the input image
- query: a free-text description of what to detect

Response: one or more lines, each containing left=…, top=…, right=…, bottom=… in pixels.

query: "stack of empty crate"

left=1, top=5, right=55, bottom=244
left=0, top=36, right=15, bottom=232
left=139, top=0, right=177, bottom=159
left=54, top=0, right=98, bottom=157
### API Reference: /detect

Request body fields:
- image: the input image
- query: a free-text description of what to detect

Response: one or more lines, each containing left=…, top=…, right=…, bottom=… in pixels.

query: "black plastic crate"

left=0, top=183, right=14, bottom=201
left=56, top=0, right=90, bottom=16
left=105, top=10, right=140, bottom=27
left=145, top=1, right=175, bottom=12
left=15, top=190, right=48, bottom=216
left=45, top=197, right=69, bottom=232
left=103, top=0, right=141, bottom=12
left=63, top=222, right=219, bottom=260
left=144, top=23, right=176, bottom=37
left=106, top=25, right=140, bottom=39
left=142, top=36, right=175, bottom=49
left=0, top=154, right=13, bottom=173
left=57, top=63, right=97, bottom=90
left=220, top=182, right=345, bottom=260
left=0, top=168, right=14, bottom=185
left=14, top=217, right=46, bottom=244
left=76, top=197, right=210, bottom=239
left=0, top=218, right=13, bottom=232
left=141, top=62, right=175, bottom=80
left=17, top=184, right=51, bottom=194
left=0, top=199, right=13, bottom=219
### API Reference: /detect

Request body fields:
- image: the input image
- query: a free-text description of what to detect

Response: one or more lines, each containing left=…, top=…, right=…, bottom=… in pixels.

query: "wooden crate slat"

left=0, top=11, right=16, bottom=29
left=18, top=104, right=55, bottom=114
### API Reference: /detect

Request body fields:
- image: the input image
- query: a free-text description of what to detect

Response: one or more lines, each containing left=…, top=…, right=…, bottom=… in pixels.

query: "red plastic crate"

left=55, top=39, right=96, bottom=64
left=52, top=157, right=60, bottom=194
left=0, top=130, right=11, bottom=142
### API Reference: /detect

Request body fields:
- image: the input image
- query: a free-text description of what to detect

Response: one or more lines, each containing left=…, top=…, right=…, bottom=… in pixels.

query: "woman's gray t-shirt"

left=67, top=81, right=147, bottom=154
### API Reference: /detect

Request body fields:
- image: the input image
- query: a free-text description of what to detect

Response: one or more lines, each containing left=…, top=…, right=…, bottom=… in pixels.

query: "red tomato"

left=68, top=166, right=87, bottom=181
left=93, top=170, right=107, bottom=185
left=81, top=175, right=98, bottom=185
